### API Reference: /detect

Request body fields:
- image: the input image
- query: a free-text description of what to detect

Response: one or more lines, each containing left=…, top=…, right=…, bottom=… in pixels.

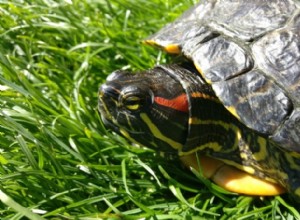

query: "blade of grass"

left=0, top=190, right=44, bottom=220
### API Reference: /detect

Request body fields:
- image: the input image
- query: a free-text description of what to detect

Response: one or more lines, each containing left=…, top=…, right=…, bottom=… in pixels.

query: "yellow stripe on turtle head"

left=285, top=152, right=300, bottom=171
left=119, top=128, right=145, bottom=147
left=252, top=137, right=268, bottom=161
left=140, top=113, right=183, bottom=150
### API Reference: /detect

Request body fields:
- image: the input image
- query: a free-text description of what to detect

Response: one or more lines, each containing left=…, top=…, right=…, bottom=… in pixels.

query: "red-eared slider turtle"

left=98, top=0, right=300, bottom=199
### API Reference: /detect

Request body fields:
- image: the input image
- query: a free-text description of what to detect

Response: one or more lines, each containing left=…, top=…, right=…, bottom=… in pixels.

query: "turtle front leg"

left=180, top=153, right=286, bottom=196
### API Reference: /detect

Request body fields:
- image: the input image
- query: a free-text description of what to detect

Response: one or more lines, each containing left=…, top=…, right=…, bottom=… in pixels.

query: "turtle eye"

left=120, top=86, right=153, bottom=111
left=123, top=95, right=143, bottom=111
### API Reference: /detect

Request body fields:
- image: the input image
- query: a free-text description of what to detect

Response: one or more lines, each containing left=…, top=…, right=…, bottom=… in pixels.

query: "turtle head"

left=98, top=65, right=190, bottom=153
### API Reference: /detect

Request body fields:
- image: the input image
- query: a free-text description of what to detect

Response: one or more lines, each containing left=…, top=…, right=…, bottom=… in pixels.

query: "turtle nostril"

left=99, top=84, right=107, bottom=94
left=99, top=86, right=105, bottom=98
left=99, top=84, right=120, bottom=100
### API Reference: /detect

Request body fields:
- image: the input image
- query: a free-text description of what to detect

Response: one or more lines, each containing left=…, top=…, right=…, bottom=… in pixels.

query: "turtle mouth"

left=103, top=114, right=145, bottom=135
left=99, top=112, right=118, bottom=132
left=98, top=100, right=117, bottom=132
left=98, top=86, right=119, bottom=133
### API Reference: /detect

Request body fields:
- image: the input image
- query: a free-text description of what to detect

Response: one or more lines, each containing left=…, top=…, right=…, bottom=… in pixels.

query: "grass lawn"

left=0, top=0, right=299, bottom=219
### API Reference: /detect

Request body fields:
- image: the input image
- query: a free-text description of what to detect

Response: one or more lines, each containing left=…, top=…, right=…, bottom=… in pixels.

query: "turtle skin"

left=146, top=0, right=300, bottom=153
left=99, top=0, right=300, bottom=200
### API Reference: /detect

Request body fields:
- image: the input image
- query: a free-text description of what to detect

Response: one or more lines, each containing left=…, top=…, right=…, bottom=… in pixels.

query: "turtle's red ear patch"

left=154, top=94, right=188, bottom=112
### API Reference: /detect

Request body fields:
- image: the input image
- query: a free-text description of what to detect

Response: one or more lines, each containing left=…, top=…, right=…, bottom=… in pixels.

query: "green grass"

left=0, top=0, right=299, bottom=219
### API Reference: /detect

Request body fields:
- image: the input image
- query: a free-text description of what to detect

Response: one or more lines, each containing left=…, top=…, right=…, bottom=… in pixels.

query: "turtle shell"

left=145, top=0, right=300, bottom=153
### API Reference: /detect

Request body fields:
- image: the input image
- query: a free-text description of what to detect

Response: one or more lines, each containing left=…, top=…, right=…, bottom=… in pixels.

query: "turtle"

left=98, top=0, right=300, bottom=199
